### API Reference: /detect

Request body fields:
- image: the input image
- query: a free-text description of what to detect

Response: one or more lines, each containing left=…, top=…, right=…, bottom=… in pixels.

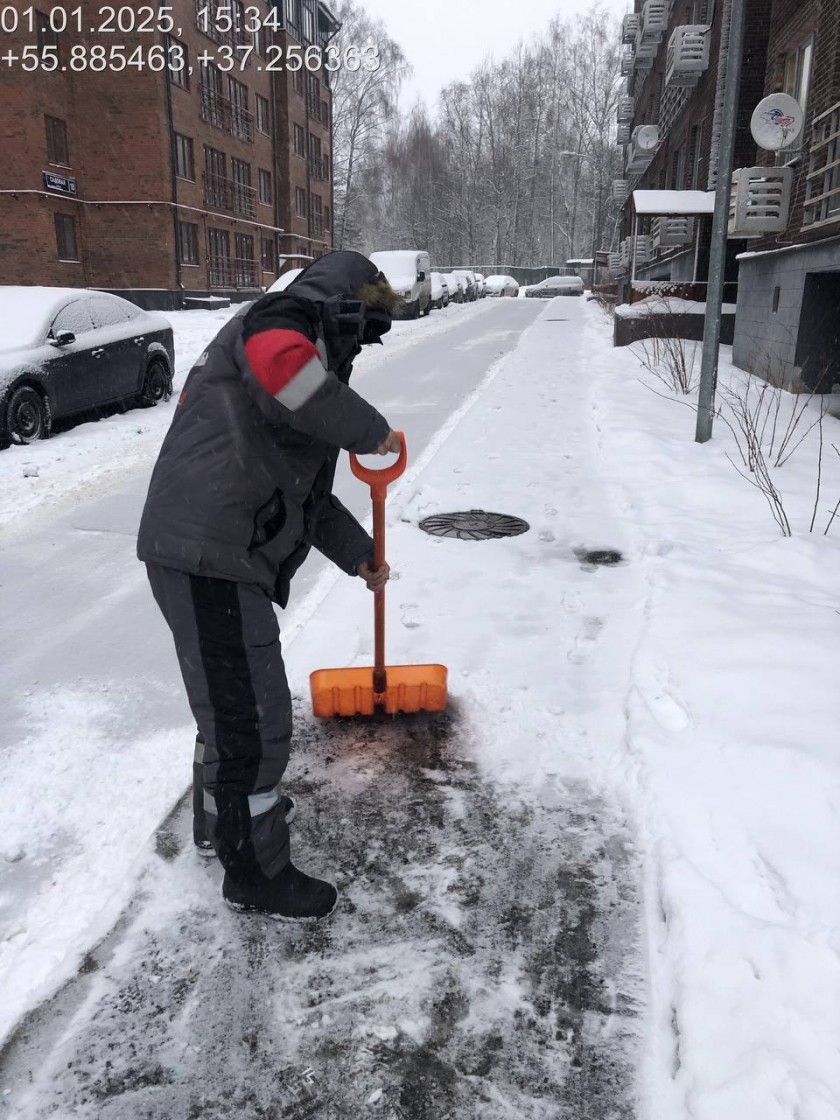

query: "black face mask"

left=321, top=296, right=392, bottom=356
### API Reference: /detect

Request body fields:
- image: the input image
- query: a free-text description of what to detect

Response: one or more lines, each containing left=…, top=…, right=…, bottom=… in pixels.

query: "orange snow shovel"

left=310, top=432, right=448, bottom=717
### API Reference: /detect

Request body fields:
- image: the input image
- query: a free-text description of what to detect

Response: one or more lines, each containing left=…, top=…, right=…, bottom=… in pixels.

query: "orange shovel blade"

left=310, top=664, right=448, bottom=717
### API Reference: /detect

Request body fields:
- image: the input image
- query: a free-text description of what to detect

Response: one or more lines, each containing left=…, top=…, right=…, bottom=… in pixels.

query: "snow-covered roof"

left=0, top=286, right=91, bottom=350
left=632, top=190, right=716, bottom=215
left=566, top=258, right=595, bottom=265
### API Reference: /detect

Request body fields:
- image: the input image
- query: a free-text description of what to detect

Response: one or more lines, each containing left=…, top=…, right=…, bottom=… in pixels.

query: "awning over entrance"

left=632, top=190, right=716, bottom=215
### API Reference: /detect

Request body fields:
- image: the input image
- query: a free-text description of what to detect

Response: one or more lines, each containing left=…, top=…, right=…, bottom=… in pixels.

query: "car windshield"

left=0, top=289, right=69, bottom=350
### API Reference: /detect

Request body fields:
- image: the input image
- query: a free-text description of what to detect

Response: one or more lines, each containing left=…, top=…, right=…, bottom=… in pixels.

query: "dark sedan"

left=0, top=287, right=174, bottom=446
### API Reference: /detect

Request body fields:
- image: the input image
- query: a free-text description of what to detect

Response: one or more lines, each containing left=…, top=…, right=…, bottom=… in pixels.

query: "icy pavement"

left=0, top=704, right=642, bottom=1119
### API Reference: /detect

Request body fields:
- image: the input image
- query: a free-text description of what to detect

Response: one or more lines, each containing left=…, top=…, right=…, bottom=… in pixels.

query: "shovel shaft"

left=373, top=495, right=386, bottom=694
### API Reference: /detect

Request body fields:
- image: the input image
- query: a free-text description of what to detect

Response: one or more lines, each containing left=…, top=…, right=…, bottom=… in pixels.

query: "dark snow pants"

left=146, top=563, right=292, bottom=882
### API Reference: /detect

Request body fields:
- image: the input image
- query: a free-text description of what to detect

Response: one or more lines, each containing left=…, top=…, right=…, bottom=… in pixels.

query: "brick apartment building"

left=612, top=0, right=840, bottom=390
left=732, top=0, right=840, bottom=391
left=0, top=0, right=339, bottom=308
left=611, top=0, right=772, bottom=289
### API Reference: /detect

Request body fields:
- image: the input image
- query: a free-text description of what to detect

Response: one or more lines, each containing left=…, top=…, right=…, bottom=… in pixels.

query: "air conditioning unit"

left=630, top=235, right=654, bottom=264
left=652, top=215, right=695, bottom=248
left=621, top=45, right=635, bottom=75
left=608, top=252, right=624, bottom=277
left=617, top=122, right=632, bottom=145
left=666, top=25, right=711, bottom=86
left=613, top=179, right=630, bottom=205
left=620, top=238, right=631, bottom=267
left=634, top=29, right=657, bottom=66
left=642, top=0, right=669, bottom=39
left=617, top=96, right=634, bottom=125
left=622, top=13, right=641, bottom=43
left=728, top=166, right=793, bottom=236
left=626, top=124, right=660, bottom=173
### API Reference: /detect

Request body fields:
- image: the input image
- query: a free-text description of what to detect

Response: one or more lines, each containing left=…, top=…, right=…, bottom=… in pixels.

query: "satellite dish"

left=751, top=94, right=804, bottom=151
left=634, top=125, right=660, bottom=151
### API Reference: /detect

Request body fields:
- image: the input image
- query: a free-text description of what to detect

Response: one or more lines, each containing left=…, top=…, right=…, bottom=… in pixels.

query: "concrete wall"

left=733, top=237, right=840, bottom=388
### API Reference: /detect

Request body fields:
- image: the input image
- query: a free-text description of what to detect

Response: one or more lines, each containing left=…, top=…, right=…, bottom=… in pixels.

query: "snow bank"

left=615, top=296, right=738, bottom=318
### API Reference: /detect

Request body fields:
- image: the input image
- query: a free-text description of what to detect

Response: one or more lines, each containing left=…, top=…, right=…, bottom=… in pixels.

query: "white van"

left=369, top=250, right=432, bottom=319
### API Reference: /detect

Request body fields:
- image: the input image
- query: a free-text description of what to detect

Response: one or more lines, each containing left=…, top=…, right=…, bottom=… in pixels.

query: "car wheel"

left=410, top=301, right=420, bottom=320
left=6, top=384, right=50, bottom=444
left=139, top=359, right=173, bottom=407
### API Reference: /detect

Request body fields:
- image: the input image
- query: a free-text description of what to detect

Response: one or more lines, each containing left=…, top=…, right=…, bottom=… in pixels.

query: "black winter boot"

left=222, top=861, right=338, bottom=921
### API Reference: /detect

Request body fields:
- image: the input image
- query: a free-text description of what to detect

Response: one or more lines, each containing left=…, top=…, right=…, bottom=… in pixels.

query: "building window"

left=323, top=152, right=330, bottom=179
left=261, top=237, right=276, bottom=271
left=174, top=133, right=195, bottom=180
left=231, top=157, right=254, bottom=216
left=308, top=132, right=323, bottom=178
left=295, top=186, right=307, bottom=217
left=293, top=123, right=306, bottom=156
left=228, top=77, right=251, bottom=141
left=234, top=232, right=257, bottom=286
left=319, top=99, right=329, bottom=127
left=208, top=227, right=231, bottom=286
left=45, top=116, right=69, bottom=166
left=259, top=169, right=273, bottom=204
left=54, top=213, right=78, bottom=260
left=310, top=191, right=323, bottom=234
left=304, top=3, right=317, bottom=43
left=772, top=286, right=781, bottom=313
left=783, top=37, right=814, bottom=120
left=169, top=37, right=189, bottom=87
left=256, top=94, right=270, bottom=134
left=292, top=66, right=304, bottom=95
left=324, top=205, right=330, bottom=231
left=177, top=221, right=199, bottom=265
left=36, top=10, right=60, bottom=58
left=204, top=146, right=227, bottom=209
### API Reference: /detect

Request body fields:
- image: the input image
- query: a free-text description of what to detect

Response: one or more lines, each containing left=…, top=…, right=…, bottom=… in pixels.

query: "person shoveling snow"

left=137, top=251, right=403, bottom=921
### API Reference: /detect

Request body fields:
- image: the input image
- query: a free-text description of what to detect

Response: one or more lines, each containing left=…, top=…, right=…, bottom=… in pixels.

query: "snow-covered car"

left=266, top=268, right=303, bottom=292
left=369, top=250, right=432, bottom=318
left=450, top=270, right=478, bottom=302
left=484, top=274, right=520, bottom=298
left=0, top=286, right=174, bottom=446
left=430, top=272, right=450, bottom=309
left=472, top=272, right=487, bottom=298
left=524, top=275, right=585, bottom=298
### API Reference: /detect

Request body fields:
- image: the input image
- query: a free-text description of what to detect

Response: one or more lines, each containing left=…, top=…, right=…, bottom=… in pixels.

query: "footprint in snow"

left=637, top=678, right=690, bottom=731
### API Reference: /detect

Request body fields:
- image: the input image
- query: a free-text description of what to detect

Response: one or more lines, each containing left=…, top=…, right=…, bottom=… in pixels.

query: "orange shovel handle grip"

left=349, top=431, right=408, bottom=500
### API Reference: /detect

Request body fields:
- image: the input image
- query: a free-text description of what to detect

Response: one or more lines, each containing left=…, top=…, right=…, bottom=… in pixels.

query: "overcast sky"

left=356, top=0, right=630, bottom=110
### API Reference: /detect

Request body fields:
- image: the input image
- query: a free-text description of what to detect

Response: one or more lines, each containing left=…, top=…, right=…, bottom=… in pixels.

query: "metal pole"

left=695, top=0, right=747, bottom=442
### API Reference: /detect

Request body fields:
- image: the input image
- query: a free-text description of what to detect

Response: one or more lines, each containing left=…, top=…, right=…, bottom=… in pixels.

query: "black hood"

left=245, top=251, right=395, bottom=378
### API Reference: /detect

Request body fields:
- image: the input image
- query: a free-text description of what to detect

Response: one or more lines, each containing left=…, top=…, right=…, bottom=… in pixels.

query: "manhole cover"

left=419, top=511, right=530, bottom=541
left=575, top=548, right=624, bottom=567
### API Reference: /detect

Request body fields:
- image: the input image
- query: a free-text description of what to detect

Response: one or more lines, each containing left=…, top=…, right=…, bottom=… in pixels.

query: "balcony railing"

left=803, top=101, right=840, bottom=228
left=199, top=84, right=255, bottom=142
left=203, top=172, right=257, bottom=218
left=209, top=255, right=260, bottom=288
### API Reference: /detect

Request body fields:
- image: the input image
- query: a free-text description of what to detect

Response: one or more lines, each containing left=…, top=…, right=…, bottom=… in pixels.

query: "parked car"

left=430, top=272, right=450, bottom=309
left=484, top=274, right=520, bottom=298
left=524, top=275, right=585, bottom=298
left=473, top=272, right=487, bottom=298
left=266, top=268, right=303, bottom=292
left=0, top=286, right=174, bottom=446
left=369, top=250, right=432, bottom=318
left=450, top=270, right=478, bottom=302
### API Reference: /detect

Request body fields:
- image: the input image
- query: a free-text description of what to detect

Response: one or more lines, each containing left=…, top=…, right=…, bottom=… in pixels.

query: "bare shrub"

left=631, top=302, right=699, bottom=395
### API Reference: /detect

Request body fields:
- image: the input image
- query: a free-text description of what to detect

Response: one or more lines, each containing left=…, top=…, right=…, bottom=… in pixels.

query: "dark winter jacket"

left=137, top=252, right=395, bottom=607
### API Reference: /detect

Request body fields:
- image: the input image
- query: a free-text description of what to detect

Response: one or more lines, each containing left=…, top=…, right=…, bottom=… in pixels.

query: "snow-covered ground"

left=1, top=295, right=838, bottom=1119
